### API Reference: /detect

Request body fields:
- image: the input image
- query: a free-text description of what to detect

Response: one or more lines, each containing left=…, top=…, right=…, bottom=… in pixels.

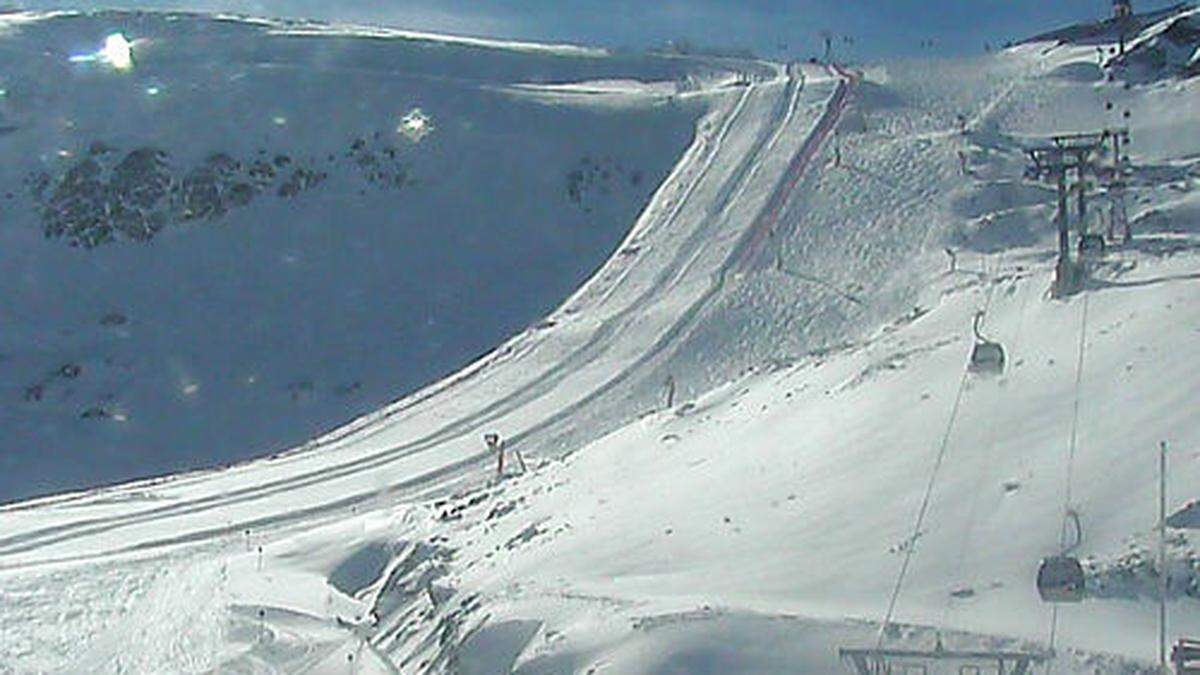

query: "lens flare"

left=399, top=108, right=434, bottom=143
left=70, top=33, right=134, bottom=71
left=100, top=33, right=134, bottom=70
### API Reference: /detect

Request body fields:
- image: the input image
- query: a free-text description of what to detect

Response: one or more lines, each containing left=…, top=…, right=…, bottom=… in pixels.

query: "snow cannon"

left=968, top=311, right=1006, bottom=374
left=1037, top=555, right=1085, bottom=603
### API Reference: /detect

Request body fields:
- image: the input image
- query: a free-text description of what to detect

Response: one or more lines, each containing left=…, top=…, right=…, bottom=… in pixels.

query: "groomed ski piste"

left=2, top=6, right=1200, bottom=674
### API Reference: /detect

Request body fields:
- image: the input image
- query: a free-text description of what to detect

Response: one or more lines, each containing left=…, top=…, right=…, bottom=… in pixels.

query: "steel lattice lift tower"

left=1027, top=127, right=1130, bottom=297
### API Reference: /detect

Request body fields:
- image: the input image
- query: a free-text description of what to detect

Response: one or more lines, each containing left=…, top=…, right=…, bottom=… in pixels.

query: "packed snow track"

left=0, top=61, right=849, bottom=570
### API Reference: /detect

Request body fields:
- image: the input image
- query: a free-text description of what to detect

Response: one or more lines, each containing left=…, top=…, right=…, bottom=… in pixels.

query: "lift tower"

left=1028, top=132, right=1105, bottom=296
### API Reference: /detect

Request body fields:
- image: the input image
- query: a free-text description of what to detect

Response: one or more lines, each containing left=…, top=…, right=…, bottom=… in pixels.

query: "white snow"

left=2, top=7, right=1200, bottom=675
left=254, top=16, right=608, bottom=58
left=0, top=10, right=702, bottom=502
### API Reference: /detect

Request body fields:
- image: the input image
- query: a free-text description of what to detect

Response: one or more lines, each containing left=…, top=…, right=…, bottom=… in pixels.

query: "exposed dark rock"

left=80, top=406, right=111, bottom=420
left=28, top=142, right=331, bottom=247
left=100, top=312, right=129, bottom=327
left=278, top=168, right=326, bottom=198
left=566, top=155, right=646, bottom=209
left=59, top=363, right=83, bottom=379
left=347, top=136, right=410, bottom=191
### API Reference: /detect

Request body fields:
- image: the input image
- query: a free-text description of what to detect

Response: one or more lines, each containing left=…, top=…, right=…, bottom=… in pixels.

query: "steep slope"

left=3, top=8, right=1200, bottom=675
left=0, top=15, right=841, bottom=674
left=1024, top=2, right=1200, bottom=84
left=395, top=35, right=1200, bottom=674
left=0, top=10, right=709, bottom=502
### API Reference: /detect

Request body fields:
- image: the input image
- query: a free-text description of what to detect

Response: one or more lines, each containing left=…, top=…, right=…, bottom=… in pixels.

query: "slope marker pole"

left=1160, top=441, right=1168, bottom=674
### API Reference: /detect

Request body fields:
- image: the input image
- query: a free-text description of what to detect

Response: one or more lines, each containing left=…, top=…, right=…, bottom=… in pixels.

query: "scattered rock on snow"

left=99, top=312, right=129, bottom=327
left=59, top=363, right=83, bottom=379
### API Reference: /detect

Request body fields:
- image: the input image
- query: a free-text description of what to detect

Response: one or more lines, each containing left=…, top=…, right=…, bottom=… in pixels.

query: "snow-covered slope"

left=1024, top=3, right=1200, bottom=84
left=3, top=8, right=1200, bottom=675
left=0, top=10, right=715, bottom=503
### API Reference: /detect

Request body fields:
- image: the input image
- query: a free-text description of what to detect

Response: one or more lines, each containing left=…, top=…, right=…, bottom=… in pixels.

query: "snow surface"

left=257, top=19, right=609, bottom=58
left=3, top=7, right=1200, bottom=675
left=0, top=11, right=708, bottom=502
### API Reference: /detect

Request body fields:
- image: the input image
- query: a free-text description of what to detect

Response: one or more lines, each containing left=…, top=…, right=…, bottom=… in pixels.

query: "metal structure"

left=1037, top=555, right=1086, bottom=603
left=968, top=311, right=1006, bottom=374
left=840, top=645, right=1050, bottom=675
left=1102, top=121, right=1132, bottom=244
left=1027, top=129, right=1130, bottom=296
left=1079, top=233, right=1107, bottom=258
left=1173, top=639, right=1200, bottom=674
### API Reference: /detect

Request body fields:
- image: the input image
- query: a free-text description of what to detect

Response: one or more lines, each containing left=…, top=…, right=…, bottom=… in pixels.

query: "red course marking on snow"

left=736, top=64, right=859, bottom=272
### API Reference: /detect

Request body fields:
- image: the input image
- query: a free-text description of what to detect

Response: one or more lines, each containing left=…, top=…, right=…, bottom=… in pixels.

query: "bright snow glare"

left=70, top=32, right=135, bottom=71
left=399, top=108, right=434, bottom=142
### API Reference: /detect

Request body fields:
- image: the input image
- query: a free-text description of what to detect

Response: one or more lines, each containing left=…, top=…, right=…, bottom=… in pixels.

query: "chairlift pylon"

left=968, top=310, right=1006, bottom=374
left=1079, top=233, right=1107, bottom=258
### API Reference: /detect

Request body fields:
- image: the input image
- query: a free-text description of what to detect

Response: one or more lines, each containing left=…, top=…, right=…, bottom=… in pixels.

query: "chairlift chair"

left=1037, top=555, right=1085, bottom=603
left=968, top=311, right=1006, bottom=374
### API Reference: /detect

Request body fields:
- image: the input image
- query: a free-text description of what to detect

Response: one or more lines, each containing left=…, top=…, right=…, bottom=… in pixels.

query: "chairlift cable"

left=1060, top=291, right=1091, bottom=551
left=942, top=254, right=1021, bottom=628
left=1047, top=289, right=1093, bottom=656
left=877, top=364, right=971, bottom=648
left=878, top=254, right=1000, bottom=647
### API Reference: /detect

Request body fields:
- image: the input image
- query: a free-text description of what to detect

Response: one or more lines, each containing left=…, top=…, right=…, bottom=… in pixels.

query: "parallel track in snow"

left=736, top=64, right=857, bottom=272
left=0, top=64, right=853, bottom=570
left=0, top=83, right=763, bottom=560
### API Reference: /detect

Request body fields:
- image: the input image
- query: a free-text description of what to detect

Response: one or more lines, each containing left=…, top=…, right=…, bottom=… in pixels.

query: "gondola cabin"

left=1037, top=556, right=1085, bottom=603
left=969, top=341, right=1006, bottom=374
left=968, top=311, right=1006, bottom=374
